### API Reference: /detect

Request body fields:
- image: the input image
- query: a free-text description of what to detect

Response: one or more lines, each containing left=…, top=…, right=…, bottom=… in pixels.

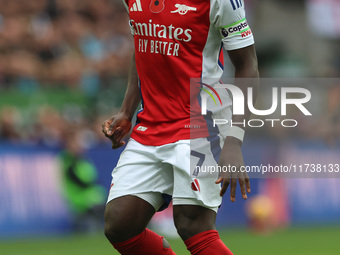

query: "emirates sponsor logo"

left=130, top=19, right=193, bottom=42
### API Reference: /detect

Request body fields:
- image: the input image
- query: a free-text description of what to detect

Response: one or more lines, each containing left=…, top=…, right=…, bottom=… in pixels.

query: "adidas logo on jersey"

left=130, top=0, right=142, bottom=12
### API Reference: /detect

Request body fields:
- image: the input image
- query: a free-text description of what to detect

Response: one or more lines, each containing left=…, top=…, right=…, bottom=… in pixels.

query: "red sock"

left=184, top=230, right=233, bottom=255
left=112, top=229, right=176, bottom=255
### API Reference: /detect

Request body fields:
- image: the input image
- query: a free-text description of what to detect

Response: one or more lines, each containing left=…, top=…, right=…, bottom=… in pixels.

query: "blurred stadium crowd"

left=0, top=0, right=132, bottom=148
left=0, top=0, right=339, bottom=148
left=0, top=0, right=132, bottom=88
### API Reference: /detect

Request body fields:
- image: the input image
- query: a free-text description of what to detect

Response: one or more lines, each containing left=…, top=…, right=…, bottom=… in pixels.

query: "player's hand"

left=215, top=136, right=251, bottom=202
left=101, top=112, right=132, bottom=149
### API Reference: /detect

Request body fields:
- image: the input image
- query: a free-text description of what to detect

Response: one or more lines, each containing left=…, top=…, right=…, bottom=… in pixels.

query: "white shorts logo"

left=171, top=4, right=197, bottom=15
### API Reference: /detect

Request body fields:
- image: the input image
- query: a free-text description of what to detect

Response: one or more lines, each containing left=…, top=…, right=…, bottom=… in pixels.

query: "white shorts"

left=107, top=136, right=225, bottom=213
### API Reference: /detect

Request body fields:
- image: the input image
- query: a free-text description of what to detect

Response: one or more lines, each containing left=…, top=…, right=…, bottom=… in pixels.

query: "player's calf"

left=174, top=205, right=233, bottom=255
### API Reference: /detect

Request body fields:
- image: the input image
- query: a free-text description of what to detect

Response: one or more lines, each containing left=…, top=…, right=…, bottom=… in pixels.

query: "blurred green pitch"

left=1, top=226, right=340, bottom=255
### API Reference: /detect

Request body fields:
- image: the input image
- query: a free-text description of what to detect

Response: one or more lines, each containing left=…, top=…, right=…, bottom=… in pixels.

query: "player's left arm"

left=210, top=0, right=259, bottom=201
left=215, top=45, right=259, bottom=202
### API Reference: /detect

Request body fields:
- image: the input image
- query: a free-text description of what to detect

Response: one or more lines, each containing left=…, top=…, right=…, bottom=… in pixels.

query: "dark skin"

left=216, top=44, right=259, bottom=202
left=102, top=45, right=258, bottom=243
left=104, top=197, right=217, bottom=242
left=104, top=196, right=155, bottom=243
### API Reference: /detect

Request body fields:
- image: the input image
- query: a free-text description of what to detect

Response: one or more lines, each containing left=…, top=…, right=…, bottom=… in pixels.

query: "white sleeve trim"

left=223, top=36, right=254, bottom=51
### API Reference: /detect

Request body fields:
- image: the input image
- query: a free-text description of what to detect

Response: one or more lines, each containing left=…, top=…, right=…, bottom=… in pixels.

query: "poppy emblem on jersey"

left=171, top=4, right=197, bottom=15
left=150, top=0, right=165, bottom=13
left=191, top=179, right=201, bottom=192
left=200, top=83, right=223, bottom=106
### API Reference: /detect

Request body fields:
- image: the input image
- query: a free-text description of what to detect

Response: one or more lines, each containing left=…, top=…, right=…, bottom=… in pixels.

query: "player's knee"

left=104, top=196, right=156, bottom=243
left=104, top=208, right=149, bottom=243
left=174, top=214, right=198, bottom=240
left=173, top=206, right=216, bottom=240
left=175, top=224, right=192, bottom=240
left=104, top=219, right=121, bottom=243
left=104, top=212, right=133, bottom=243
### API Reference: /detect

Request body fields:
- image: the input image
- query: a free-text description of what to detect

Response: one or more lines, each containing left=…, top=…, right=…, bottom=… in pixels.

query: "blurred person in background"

left=59, top=129, right=106, bottom=233
left=0, top=106, right=21, bottom=142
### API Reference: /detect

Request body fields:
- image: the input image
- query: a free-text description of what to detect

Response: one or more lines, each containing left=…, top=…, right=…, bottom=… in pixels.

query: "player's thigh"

left=107, top=139, right=173, bottom=205
left=105, top=139, right=174, bottom=242
left=104, top=195, right=155, bottom=242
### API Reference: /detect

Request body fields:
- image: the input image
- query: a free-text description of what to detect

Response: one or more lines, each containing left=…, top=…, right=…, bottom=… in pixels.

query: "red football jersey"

left=122, top=0, right=254, bottom=145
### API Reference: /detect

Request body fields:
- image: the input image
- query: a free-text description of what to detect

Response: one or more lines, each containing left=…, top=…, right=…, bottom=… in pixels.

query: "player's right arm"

left=101, top=52, right=141, bottom=149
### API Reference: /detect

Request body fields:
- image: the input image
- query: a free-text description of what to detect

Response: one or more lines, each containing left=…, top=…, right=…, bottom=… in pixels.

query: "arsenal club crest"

left=150, top=0, right=165, bottom=13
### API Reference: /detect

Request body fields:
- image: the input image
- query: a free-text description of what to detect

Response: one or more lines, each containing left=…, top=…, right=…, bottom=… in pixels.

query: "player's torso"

left=128, top=0, right=215, bottom=99
left=128, top=0, right=211, bottom=58
left=125, top=0, right=222, bottom=145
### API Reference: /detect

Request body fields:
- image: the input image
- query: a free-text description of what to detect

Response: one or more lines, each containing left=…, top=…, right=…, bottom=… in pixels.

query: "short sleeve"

left=210, top=0, right=254, bottom=51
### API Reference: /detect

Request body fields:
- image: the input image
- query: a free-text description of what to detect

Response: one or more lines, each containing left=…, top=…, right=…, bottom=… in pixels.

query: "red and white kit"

left=108, top=0, right=254, bottom=211
left=124, top=0, right=254, bottom=145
